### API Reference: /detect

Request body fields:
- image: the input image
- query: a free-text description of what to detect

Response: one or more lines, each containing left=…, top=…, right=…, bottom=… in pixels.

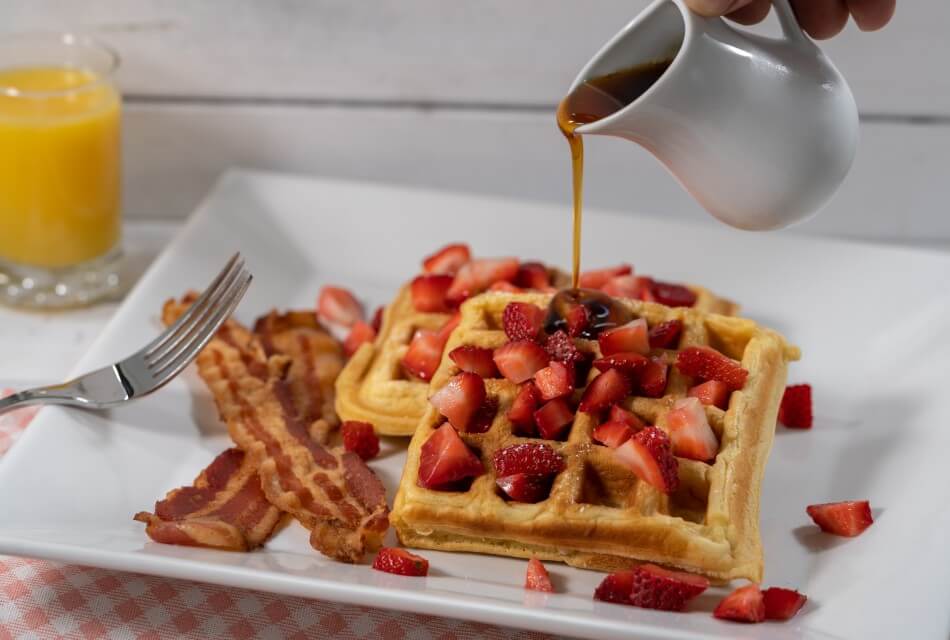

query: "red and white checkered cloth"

left=0, top=390, right=562, bottom=640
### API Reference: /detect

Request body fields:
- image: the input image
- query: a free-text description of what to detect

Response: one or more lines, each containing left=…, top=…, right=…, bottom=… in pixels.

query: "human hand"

left=684, top=0, right=895, bottom=39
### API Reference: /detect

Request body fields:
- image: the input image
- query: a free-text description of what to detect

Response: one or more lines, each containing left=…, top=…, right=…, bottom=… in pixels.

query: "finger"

left=685, top=0, right=755, bottom=18
left=790, top=0, right=850, bottom=39
left=726, top=0, right=772, bottom=25
left=846, top=0, right=896, bottom=31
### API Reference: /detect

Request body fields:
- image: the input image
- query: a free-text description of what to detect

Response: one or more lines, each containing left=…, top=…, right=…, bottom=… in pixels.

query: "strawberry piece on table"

left=422, top=242, right=471, bottom=275
left=502, top=301, right=546, bottom=342
left=372, top=547, right=429, bottom=577
left=490, top=281, right=522, bottom=293
left=317, top=285, right=363, bottom=327
left=762, top=587, right=807, bottom=620
left=805, top=500, right=873, bottom=537
left=494, top=340, right=550, bottom=384
left=713, top=584, right=766, bottom=623
left=599, top=319, right=649, bottom=356
left=492, top=443, right=564, bottom=477
left=688, top=380, right=730, bottom=409
left=417, top=423, right=484, bottom=489
left=592, top=351, right=649, bottom=374
left=447, top=257, right=520, bottom=304
left=629, top=564, right=709, bottom=612
left=601, top=275, right=642, bottom=299
left=609, top=404, right=646, bottom=431
left=496, top=473, right=551, bottom=503
left=579, top=368, right=632, bottom=413
left=515, top=262, right=551, bottom=290
left=343, top=321, right=376, bottom=357
left=429, top=372, right=486, bottom=431
left=592, top=420, right=635, bottom=448
left=648, top=319, right=683, bottom=349
left=370, top=306, right=385, bottom=333
left=665, top=397, right=719, bottom=462
left=402, top=329, right=443, bottom=381
left=534, top=361, right=575, bottom=400
left=637, top=357, right=669, bottom=398
left=533, top=398, right=575, bottom=440
left=341, top=421, right=380, bottom=460
left=449, top=345, right=499, bottom=378
left=507, top=382, right=540, bottom=435
left=675, top=346, right=748, bottom=391
left=410, top=274, right=454, bottom=313
left=779, top=384, right=813, bottom=428
left=525, top=557, right=554, bottom=592
left=579, top=264, right=633, bottom=289
left=650, top=281, right=697, bottom=308
left=593, top=570, right=636, bottom=604
left=615, top=427, right=679, bottom=494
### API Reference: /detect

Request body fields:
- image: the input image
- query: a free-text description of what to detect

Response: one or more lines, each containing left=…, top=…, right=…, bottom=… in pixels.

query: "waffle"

left=391, top=292, right=798, bottom=582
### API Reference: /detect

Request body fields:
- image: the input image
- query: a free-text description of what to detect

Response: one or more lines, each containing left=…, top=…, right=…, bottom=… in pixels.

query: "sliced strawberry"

left=496, top=473, right=551, bottom=503
left=650, top=281, right=697, bottom=308
left=343, top=321, right=376, bottom=358
left=449, top=345, right=499, bottom=378
left=713, top=584, right=765, bottom=623
left=447, top=257, right=520, bottom=304
left=592, top=421, right=634, bottom=448
left=762, top=587, right=807, bottom=621
left=436, top=312, right=461, bottom=342
left=666, top=397, right=719, bottom=462
left=614, top=427, right=679, bottom=493
left=502, top=302, right=545, bottom=342
left=402, top=329, right=444, bottom=381
left=515, top=262, right=551, bottom=290
left=417, top=423, right=484, bottom=489
left=467, top=397, right=498, bottom=434
left=635, top=276, right=656, bottom=302
left=675, top=346, right=748, bottom=391
left=534, top=361, right=575, bottom=401
left=533, top=398, right=575, bottom=440
left=599, top=319, right=649, bottom=356
left=494, top=340, right=550, bottom=384
left=493, top=443, right=564, bottom=477
left=579, top=264, right=633, bottom=289
left=410, top=274, right=454, bottom=313
left=317, top=286, right=363, bottom=327
left=372, top=547, right=429, bottom=577
left=579, top=369, right=632, bottom=414
left=489, top=281, right=522, bottom=293
left=422, top=243, right=471, bottom=275
left=805, top=501, right=873, bottom=537
left=609, top=405, right=646, bottom=431
left=593, top=570, right=636, bottom=604
left=565, top=304, right=590, bottom=337
left=779, top=384, right=812, bottom=429
left=629, top=564, right=709, bottom=612
left=602, top=275, right=643, bottom=299
left=637, top=357, right=669, bottom=398
left=341, top=420, right=380, bottom=460
left=544, top=330, right=587, bottom=368
left=593, top=351, right=649, bottom=374
left=525, top=557, right=554, bottom=592
left=507, top=382, right=540, bottom=435
left=429, top=372, right=486, bottom=431
left=648, top=319, right=683, bottom=349
left=370, top=306, right=385, bottom=333
left=688, top=380, right=730, bottom=409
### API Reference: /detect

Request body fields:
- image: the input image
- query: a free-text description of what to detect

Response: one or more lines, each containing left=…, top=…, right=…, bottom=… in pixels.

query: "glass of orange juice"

left=0, top=33, right=122, bottom=308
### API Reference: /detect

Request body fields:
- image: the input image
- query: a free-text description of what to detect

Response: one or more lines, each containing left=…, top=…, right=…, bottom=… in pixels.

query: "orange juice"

left=0, top=66, right=120, bottom=268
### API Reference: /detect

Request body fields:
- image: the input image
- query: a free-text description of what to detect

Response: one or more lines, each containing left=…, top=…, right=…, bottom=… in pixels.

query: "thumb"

left=684, top=0, right=754, bottom=17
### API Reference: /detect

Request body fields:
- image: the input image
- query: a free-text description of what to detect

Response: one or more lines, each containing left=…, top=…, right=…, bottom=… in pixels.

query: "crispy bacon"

left=134, top=448, right=284, bottom=551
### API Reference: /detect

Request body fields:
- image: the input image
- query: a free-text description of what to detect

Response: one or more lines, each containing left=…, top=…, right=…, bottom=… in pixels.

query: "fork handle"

left=0, top=384, right=82, bottom=416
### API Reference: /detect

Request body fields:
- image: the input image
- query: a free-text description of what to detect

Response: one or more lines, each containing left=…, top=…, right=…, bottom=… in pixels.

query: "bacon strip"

left=134, top=448, right=284, bottom=551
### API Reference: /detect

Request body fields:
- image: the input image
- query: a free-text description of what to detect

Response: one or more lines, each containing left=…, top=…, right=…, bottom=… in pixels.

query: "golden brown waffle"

left=391, top=292, right=798, bottom=582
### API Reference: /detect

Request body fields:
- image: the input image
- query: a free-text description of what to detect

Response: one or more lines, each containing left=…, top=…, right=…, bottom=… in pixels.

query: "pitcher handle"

left=772, top=0, right=809, bottom=43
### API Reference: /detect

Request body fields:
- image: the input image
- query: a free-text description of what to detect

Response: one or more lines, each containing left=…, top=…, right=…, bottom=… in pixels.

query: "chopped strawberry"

left=675, top=346, right=748, bottom=391
left=525, top=557, right=554, bottom=592
left=650, top=281, right=697, bottom=308
left=534, top=361, right=574, bottom=401
left=422, top=243, right=471, bottom=275
left=592, top=421, right=634, bottom=448
left=579, top=369, right=632, bottom=414
left=402, top=329, right=444, bottom=381
left=779, top=384, right=812, bottom=429
left=598, top=319, right=649, bottom=356
left=533, top=398, right=575, bottom=440
left=502, top=302, right=545, bottom=342
left=494, top=340, right=550, bottom=384
left=688, top=380, right=730, bottom=409
left=343, top=321, right=376, bottom=357
left=579, top=264, right=633, bottom=289
left=515, top=262, right=551, bottom=290
left=634, top=276, right=656, bottom=302
left=372, top=547, right=429, bottom=577
left=648, top=319, right=683, bottom=349
left=507, top=382, right=540, bottom=435
left=370, top=306, right=385, bottom=333
left=713, top=584, right=765, bottom=623
left=593, top=570, right=636, bottom=604
left=492, top=443, right=564, bottom=477
left=417, top=423, right=484, bottom=489
left=341, top=420, right=380, bottom=460
left=614, top=427, right=679, bottom=494
left=608, top=405, right=646, bottom=431
left=449, top=345, right=499, bottom=378
left=565, top=304, right=590, bottom=337
left=467, top=397, right=498, bottom=434
left=489, top=281, right=522, bottom=293
left=629, top=564, right=709, bottom=612
left=762, top=587, right=807, bottom=621
left=410, top=274, right=454, bottom=313
left=602, top=275, right=643, bottom=299
left=665, top=398, right=718, bottom=461
left=592, top=351, right=649, bottom=374
left=317, top=286, right=363, bottom=327
left=496, top=473, right=551, bottom=503
left=429, top=372, right=486, bottom=431
left=805, top=501, right=873, bottom=537
left=436, top=312, right=461, bottom=342
left=543, top=330, right=588, bottom=368
left=447, top=257, right=520, bottom=304
left=637, top=357, right=669, bottom=397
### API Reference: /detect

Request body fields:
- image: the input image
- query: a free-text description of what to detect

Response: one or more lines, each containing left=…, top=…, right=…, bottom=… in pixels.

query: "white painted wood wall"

left=3, top=2, right=949, bottom=245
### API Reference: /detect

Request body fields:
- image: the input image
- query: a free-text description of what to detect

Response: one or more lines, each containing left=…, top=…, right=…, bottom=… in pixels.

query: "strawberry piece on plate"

left=502, top=302, right=546, bottom=342
left=579, top=264, right=633, bottom=289
left=447, top=257, right=520, bottom=304
left=341, top=421, right=380, bottom=460
left=675, top=346, right=748, bottom=391
left=534, top=361, right=575, bottom=400
left=370, top=306, right=385, bottom=333
left=496, top=473, right=551, bottom=503
left=372, top=547, right=429, bottom=577
left=492, top=443, right=564, bottom=477
left=592, top=420, right=635, bottom=448
left=688, top=380, right=730, bottom=409
left=629, top=564, right=709, bottom=612
left=429, top=372, right=486, bottom=431
left=665, top=397, right=719, bottom=462
left=593, top=570, right=636, bottom=604
left=592, top=351, right=649, bottom=375
left=648, top=319, right=683, bottom=349
left=762, top=587, right=807, bottom=620
left=579, top=369, right=632, bottom=413
left=637, top=357, right=669, bottom=398
left=599, top=319, right=649, bottom=356
left=525, top=557, right=554, bottom=592
left=608, top=404, right=646, bottom=431
left=779, top=384, right=813, bottom=428
left=515, top=262, right=552, bottom=290
left=614, top=427, right=679, bottom=494
left=343, top=321, right=376, bottom=358
left=317, top=285, right=363, bottom=327
left=806, top=500, right=873, bottom=537
left=422, top=242, right=471, bottom=275
left=713, top=584, right=766, bottom=623
left=417, top=423, right=484, bottom=489
left=449, top=345, right=499, bottom=378
left=410, top=274, right=454, bottom=313
left=507, top=382, right=540, bottom=435
left=533, top=398, right=575, bottom=440
left=650, top=281, right=697, bottom=308
left=494, top=340, right=550, bottom=384
left=402, top=329, right=444, bottom=381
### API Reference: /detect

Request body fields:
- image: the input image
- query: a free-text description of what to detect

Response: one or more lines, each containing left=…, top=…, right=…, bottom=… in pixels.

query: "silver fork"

left=0, top=253, right=252, bottom=416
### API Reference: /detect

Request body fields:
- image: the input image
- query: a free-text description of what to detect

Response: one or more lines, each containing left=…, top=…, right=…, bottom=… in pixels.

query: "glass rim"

left=0, top=32, right=120, bottom=99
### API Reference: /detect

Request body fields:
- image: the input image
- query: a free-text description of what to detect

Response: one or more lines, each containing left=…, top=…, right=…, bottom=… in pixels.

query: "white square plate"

left=1, top=170, right=949, bottom=640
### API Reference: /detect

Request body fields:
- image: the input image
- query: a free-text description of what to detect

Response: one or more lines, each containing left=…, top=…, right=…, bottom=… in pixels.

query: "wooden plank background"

left=3, top=1, right=948, bottom=244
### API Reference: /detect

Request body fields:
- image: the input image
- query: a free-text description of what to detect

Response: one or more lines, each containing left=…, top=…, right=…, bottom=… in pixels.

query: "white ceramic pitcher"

left=571, top=0, right=859, bottom=231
